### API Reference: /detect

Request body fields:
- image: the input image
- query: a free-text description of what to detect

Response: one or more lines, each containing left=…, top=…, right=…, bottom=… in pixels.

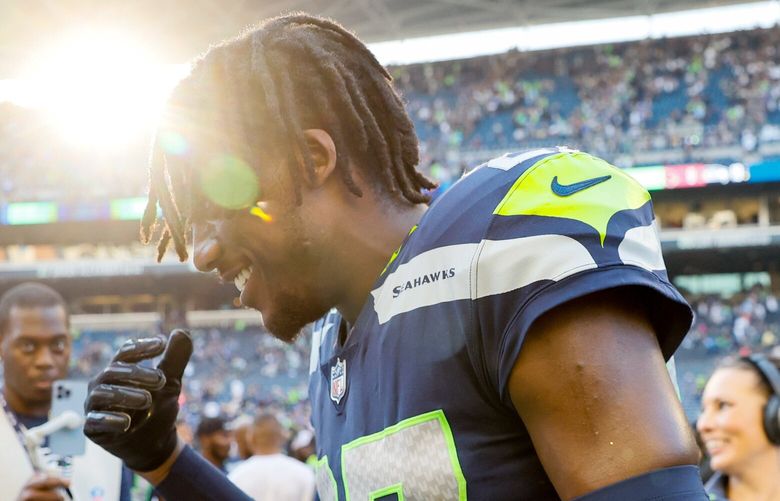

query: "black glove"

left=84, top=329, right=193, bottom=472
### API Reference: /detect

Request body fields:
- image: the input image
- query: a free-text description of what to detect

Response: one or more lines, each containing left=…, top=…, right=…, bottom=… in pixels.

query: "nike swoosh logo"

left=551, top=174, right=612, bottom=197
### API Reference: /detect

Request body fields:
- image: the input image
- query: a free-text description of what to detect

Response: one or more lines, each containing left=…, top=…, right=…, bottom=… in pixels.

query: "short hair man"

left=1, top=282, right=72, bottom=500
left=85, top=13, right=707, bottom=500
left=228, top=414, right=315, bottom=501
left=1, top=282, right=133, bottom=501
left=195, top=416, right=232, bottom=472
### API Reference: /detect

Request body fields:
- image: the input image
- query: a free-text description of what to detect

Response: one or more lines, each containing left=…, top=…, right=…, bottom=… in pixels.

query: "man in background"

left=195, top=416, right=232, bottom=472
left=228, top=414, right=314, bottom=501
left=1, top=282, right=130, bottom=501
left=1, top=283, right=73, bottom=500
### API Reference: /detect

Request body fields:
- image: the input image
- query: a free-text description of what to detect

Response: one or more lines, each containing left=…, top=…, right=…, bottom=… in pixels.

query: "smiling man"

left=84, top=13, right=707, bottom=500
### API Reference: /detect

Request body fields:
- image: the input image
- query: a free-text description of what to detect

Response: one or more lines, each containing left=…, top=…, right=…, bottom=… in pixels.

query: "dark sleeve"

left=573, top=465, right=707, bottom=500
left=495, top=265, right=692, bottom=405
left=472, top=152, right=693, bottom=407
left=156, top=446, right=252, bottom=501
left=119, top=465, right=134, bottom=501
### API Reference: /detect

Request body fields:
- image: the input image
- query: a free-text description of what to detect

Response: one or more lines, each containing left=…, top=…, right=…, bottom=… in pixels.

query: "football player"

left=84, top=13, right=707, bottom=500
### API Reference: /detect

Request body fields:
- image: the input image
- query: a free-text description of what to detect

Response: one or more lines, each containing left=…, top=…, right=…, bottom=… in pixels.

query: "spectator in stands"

left=0, top=283, right=72, bottom=500
left=4, top=27, right=780, bottom=204
left=697, top=354, right=780, bottom=500
left=227, top=414, right=315, bottom=501
left=196, top=416, right=232, bottom=472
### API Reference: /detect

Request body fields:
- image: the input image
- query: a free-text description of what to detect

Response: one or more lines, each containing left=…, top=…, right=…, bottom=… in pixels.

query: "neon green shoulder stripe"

left=381, top=225, right=419, bottom=275
left=494, top=151, right=650, bottom=246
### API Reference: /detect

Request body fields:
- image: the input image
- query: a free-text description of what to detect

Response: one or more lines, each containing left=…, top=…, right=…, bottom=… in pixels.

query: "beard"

left=263, top=289, right=323, bottom=343
left=252, top=205, right=331, bottom=342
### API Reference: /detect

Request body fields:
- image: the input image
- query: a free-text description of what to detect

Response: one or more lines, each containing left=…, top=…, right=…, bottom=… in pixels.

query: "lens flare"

left=159, top=130, right=189, bottom=156
left=249, top=205, right=273, bottom=222
left=201, top=155, right=259, bottom=210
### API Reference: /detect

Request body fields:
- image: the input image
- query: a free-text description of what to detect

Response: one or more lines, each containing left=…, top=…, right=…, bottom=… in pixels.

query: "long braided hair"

left=142, top=13, right=436, bottom=262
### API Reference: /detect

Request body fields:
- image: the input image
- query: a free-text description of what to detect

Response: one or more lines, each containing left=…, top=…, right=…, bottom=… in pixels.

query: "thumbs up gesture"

left=84, top=330, right=193, bottom=472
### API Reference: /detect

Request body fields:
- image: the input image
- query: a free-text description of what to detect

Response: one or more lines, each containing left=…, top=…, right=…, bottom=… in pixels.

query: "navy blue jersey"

left=308, top=147, right=693, bottom=500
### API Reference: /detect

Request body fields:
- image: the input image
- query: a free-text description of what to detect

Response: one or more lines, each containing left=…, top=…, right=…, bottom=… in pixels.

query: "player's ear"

left=302, top=129, right=337, bottom=188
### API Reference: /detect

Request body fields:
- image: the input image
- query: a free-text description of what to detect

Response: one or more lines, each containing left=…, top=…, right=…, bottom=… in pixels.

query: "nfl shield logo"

left=330, top=358, right=347, bottom=404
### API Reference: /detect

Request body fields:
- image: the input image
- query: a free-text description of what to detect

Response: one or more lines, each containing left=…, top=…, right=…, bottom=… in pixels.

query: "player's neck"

left=334, top=201, right=427, bottom=325
left=2, top=385, right=50, bottom=418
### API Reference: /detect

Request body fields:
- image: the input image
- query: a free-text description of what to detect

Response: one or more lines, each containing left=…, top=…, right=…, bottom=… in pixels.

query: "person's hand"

left=16, top=473, right=69, bottom=501
left=84, top=329, right=192, bottom=472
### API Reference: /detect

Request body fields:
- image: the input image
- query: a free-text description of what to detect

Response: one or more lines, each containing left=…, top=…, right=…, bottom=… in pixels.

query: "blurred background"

left=0, top=0, right=779, bottom=436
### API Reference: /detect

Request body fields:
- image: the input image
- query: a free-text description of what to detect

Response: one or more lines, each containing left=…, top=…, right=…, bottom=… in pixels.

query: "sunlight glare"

left=20, top=29, right=188, bottom=149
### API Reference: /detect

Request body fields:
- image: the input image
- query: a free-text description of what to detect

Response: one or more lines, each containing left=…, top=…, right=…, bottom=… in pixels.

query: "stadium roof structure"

left=0, top=0, right=763, bottom=76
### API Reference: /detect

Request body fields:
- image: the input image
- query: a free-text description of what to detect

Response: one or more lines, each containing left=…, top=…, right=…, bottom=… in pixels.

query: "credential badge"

left=330, top=358, right=347, bottom=404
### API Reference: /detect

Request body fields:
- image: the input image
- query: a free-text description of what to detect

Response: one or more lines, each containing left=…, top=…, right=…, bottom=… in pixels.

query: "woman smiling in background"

left=697, top=354, right=780, bottom=500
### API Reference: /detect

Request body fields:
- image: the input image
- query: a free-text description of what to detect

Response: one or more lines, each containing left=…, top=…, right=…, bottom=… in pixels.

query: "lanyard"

left=0, top=391, right=30, bottom=444
left=0, top=390, right=40, bottom=470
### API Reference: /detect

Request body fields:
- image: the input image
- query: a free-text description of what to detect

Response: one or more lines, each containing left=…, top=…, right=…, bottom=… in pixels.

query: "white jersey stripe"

left=371, top=244, right=479, bottom=325
left=483, top=148, right=558, bottom=171
left=474, top=234, right=597, bottom=298
left=372, top=234, right=598, bottom=324
left=618, top=222, right=667, bottom=271
left=310, top=318, right=337, bottom=374
left=309, top=322, right=323, bottom=374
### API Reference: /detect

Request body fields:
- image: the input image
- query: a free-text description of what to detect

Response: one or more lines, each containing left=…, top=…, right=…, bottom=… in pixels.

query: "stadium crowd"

left=682, top=284, right=780, bottom=355
left=673, top=284, right=780, bottom=419
left=0, top=104, right=149, bottom=204
left=396, top=26, right=780, bottom=174
left=2, top=26, right=780, bottom=202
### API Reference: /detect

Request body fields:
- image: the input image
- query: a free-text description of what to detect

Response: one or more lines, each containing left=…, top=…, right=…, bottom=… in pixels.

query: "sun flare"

left=15, top=29, right=188, bottom=150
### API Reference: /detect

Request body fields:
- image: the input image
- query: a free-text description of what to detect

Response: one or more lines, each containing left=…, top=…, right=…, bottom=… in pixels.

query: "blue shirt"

left=307, top=147, right=693, bottom=500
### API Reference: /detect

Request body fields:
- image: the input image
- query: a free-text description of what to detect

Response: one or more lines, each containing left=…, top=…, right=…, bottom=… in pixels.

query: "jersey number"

left=317, top=410, right=467, bottom=500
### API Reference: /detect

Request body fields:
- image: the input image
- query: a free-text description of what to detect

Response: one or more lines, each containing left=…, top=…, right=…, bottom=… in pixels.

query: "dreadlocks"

left=142, top=13, right=436, bottom=262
